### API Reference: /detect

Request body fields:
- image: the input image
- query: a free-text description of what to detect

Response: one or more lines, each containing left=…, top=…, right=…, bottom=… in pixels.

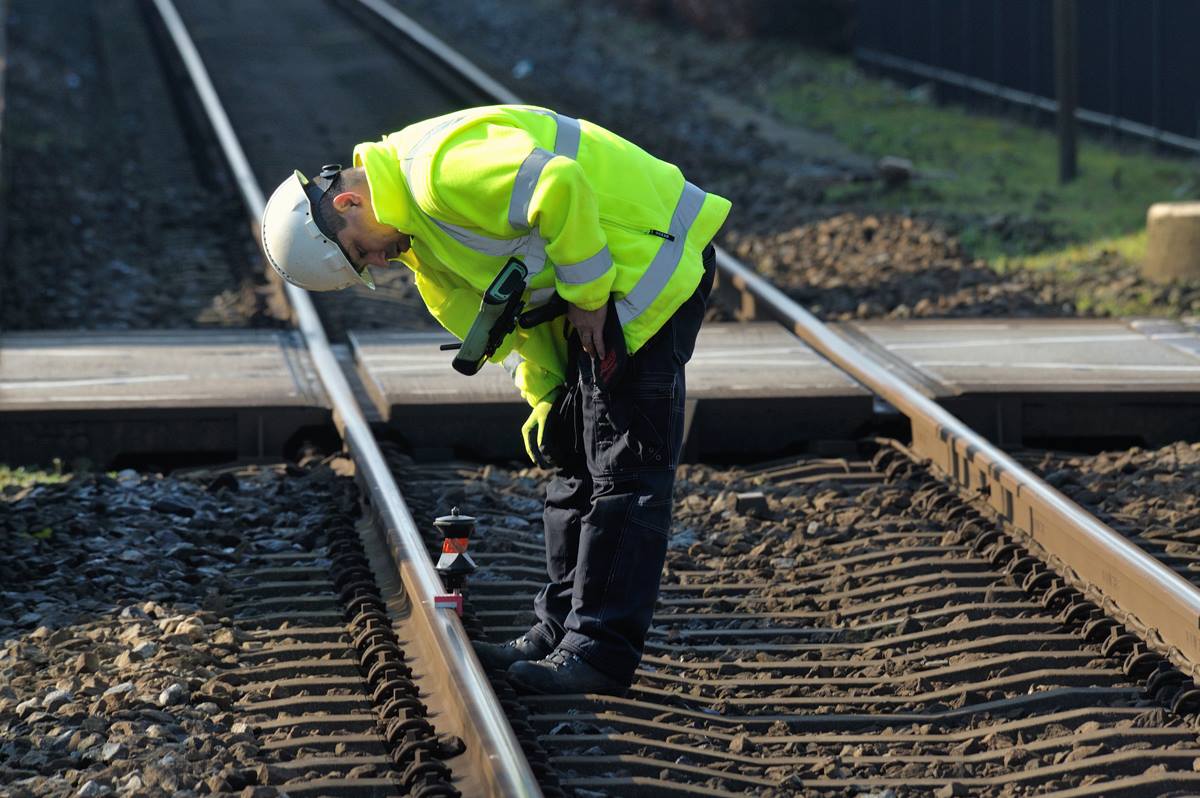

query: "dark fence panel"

left=1159, top=0, right=1200, bottom=139
left=857, top=0, right=1200, bottom=145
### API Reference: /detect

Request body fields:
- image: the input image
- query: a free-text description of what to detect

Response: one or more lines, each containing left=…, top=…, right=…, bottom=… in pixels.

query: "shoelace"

left=544, top=649, right=575, bottom=669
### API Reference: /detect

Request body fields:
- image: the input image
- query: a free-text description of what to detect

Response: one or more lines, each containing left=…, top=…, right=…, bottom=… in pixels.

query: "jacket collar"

left=353, top=140, right=415, bottom=234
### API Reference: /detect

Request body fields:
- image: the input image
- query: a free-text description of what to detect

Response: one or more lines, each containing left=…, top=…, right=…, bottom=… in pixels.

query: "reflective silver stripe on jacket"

left=526, top=108, right=581, bottom=159
left=507, top=147, right=555, bottom=232
left=507, top=113, right=582, bottom=231
left=430, top=217, right=549, bottom=276
left=616, top=181, right=706, bottom=326
left=430, top=217, right=527, bottom=258
left=503, top=113, right=605, bottom=286
left=555, top=246, right=612, bottom=285
left=552, top=114, right=580, bottom=160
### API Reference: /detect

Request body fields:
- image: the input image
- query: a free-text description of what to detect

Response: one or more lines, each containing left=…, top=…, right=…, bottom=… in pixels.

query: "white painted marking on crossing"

left=0, top=374, right=191, bottom=390
left=915, top=360, right=1200, bottom=373
left=886, top=334, right=1144, bottom=351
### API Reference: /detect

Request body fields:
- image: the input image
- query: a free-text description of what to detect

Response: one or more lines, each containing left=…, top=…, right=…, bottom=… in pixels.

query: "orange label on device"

left=442, top=537, right=469, bottom=554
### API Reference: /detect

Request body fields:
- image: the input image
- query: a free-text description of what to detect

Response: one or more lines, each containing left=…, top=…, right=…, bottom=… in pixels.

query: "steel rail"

left=145, top=1, right=543, bottom=795
left=344, top=0, right=1200, bottom=668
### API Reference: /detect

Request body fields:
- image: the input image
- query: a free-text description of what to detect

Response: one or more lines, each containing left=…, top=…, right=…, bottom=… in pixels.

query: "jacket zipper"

left=600, top=215, right=675, bottom=242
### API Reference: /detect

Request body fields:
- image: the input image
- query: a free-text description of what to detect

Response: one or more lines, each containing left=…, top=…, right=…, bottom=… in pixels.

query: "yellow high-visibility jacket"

left=353, top=105, right=731, bottom=407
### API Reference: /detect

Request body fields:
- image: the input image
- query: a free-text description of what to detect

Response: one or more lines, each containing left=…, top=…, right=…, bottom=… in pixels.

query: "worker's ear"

left=331, top=191, right=363, bottom=213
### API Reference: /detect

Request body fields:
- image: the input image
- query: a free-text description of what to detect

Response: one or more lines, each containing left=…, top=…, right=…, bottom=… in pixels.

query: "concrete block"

left=1145, top=202, right=1200, bottom=282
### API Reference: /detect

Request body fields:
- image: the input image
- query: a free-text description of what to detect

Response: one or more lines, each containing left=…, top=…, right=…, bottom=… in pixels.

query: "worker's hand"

left=521, top=392, right=560, bottom=468
left=567, top=301, right=607, bottom=360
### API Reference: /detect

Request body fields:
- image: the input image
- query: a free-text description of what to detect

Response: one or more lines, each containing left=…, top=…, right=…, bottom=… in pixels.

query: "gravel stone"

left=41, top=689, right=73, bottom=712
left=174, top=617, right=205, bottom=640
left=935, top=784, right=967, bottom=798
left=733, top=491, right=768, bottom=516
left=131, top=641, right=158, bottom=660
left=240, top=787, right=278, bottom=798
left=118, top=606, right=148, bottom=621
left=76, top=780, right=111, bottom=798
left=118, top=774, right=145, bottom=792
left=212, top=629, right=238, bottom=647
left=729, top=733, right=756, bottom=754
left=150, top=498, right=196, bottom=517
left=99, top=741, right=126, bottom=762
left=158, top=683, right=188, bottom=707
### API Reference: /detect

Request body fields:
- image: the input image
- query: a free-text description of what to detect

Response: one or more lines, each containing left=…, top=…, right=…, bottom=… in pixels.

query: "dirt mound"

left=725, top=213, right=1076, bottom=319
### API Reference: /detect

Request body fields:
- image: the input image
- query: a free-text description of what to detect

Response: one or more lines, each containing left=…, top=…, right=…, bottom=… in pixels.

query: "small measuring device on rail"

left=433, top=507, right=476, bottom=616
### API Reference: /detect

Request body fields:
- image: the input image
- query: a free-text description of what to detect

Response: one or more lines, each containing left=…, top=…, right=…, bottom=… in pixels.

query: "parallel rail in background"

left=144, top=0, right=543, bottom=795
left=341, top=0, right=1200, bottom=672
left=855, top=47, right=1200, bottom=157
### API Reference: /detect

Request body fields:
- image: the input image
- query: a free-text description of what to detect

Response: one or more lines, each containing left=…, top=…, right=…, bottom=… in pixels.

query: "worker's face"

left=331, top=189, right=411, bottom=271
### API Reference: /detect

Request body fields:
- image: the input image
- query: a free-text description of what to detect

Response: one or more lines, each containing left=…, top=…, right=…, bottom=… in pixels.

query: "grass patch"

left=765, top=54, right=1200, bottom=264
left=1000, top=230, right=1148, bottom=273
left=0, top=463, right=71, bottom=492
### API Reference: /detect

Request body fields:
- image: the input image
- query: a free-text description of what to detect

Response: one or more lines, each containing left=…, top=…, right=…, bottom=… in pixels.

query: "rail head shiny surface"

left=146, top=0, right=542, bottom=794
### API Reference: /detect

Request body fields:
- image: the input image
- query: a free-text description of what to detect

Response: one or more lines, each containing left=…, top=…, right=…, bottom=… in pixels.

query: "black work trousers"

left=528, top=246, right=715, bottom=683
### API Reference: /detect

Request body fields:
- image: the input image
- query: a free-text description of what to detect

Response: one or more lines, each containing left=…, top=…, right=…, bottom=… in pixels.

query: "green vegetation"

left=0, top=463, right=71, bottom=492
left=766, top=54, right=1200, bottom=268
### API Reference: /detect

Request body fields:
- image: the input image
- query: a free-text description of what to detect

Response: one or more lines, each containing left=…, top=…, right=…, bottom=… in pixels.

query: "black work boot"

left=507, top=649, right=628, bottom=696
left=472, top=634, right=554, bottom=672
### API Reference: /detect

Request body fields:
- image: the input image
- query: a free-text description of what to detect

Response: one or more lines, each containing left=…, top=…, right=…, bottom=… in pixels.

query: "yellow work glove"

left=521, top=392, right=559, bottom=468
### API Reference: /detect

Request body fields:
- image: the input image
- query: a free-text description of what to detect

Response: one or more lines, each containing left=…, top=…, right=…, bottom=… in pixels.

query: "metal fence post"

left=1054, top=0, right=1078, bottom=183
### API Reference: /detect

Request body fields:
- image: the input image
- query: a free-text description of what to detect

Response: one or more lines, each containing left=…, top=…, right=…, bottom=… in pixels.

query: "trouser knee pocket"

left=588, top=373, right=677, bottom=474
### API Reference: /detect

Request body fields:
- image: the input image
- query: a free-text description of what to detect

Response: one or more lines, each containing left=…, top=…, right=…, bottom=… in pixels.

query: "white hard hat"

left=260, top=164, right=375, bottom=291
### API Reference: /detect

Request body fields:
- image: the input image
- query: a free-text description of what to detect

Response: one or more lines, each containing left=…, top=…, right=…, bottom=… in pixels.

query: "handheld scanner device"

left=441, top=257, right=528, bottom=375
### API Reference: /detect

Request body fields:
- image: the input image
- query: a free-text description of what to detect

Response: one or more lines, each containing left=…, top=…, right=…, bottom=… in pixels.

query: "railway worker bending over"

left=260, top=105, right=730, bottom=695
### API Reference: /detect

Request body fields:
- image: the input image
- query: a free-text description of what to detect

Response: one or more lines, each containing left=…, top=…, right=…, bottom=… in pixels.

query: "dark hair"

left=317, top=171, right=348, bottom=238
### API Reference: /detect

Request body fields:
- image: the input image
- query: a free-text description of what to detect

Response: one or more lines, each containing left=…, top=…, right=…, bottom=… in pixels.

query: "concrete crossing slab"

left=835, top=318, right=1200, bottom=446
left=12, top=318, right=1194, bottom=466
left=0, top=330, right=329, bottom=465
left=837, top=318, right=1200, bottom=393
left=351, top=323, right=873, bottom=459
